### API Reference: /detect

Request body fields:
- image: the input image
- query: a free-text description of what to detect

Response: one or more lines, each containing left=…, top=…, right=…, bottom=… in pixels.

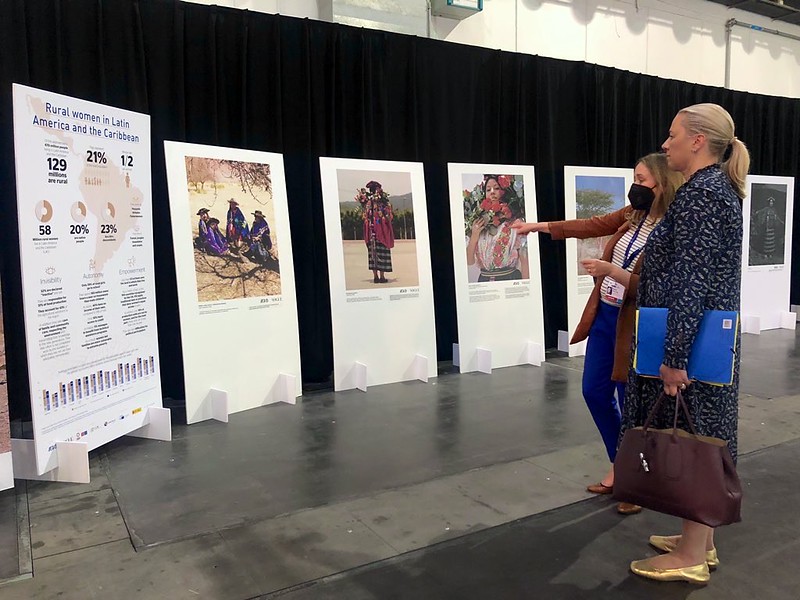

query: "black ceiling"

left=708, top=0, right=800, bottom=25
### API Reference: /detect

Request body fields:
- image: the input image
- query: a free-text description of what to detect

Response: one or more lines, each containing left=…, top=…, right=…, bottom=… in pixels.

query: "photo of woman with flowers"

left=463, top=174, right=529, bottom=282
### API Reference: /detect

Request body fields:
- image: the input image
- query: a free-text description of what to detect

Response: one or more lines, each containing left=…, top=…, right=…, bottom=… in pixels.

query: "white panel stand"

left=206, top=388, right=230, bottom=423
left=569, top=340, right=587, bottom=357
left=354, top=362, right=368, bottom=392
left=275, top=373, right=298, bottom=405
left=452, top=343, right=460, bottom=368
left=166, top=143, right=302, bottom=421
left=413, top=354, right=429, bottom=383
left=742, top=315, right=761, bottom=335
left=557, top=330, right=570, bottom=353
left=525, top=342, right=545, bottom=367
left=780, top=311, right=797, bottom=330
left=0, top=452, right=13, bottom=491
left=476, top=348, right=492, bottom=374
left=11, top=439, right=90, bottom=483
left=189, top=388, right=231, bottom=423
left=127, top=406, right=173, bottom=441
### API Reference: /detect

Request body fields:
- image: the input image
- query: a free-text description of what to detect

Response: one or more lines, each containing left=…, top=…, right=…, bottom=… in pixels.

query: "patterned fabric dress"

left=361, top=196, right=394, bottom=272
left=620, top=164, right=743, bottom=462
left=475, top=220, right=526, bottom=281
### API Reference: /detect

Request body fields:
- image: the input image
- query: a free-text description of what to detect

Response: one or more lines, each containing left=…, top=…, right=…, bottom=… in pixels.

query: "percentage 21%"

left=86, top=150, right=108, bottom=164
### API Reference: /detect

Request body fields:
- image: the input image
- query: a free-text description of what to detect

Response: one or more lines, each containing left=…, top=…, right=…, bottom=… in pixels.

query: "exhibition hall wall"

left=184, top=0, right=800, bottom=99
left=1, top=0, right=799, bottom=416
left=440, top=0, right=800, bottom=100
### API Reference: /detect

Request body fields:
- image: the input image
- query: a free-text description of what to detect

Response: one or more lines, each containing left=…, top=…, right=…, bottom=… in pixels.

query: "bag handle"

left=642, top=390, right=699, bottom=436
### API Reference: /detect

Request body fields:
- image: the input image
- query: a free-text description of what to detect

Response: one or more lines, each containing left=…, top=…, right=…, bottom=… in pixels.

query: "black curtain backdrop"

left=1, top=0, right=799, bottom=418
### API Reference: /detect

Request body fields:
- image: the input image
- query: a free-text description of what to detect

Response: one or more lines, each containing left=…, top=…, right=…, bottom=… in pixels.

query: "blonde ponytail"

left=722, top=137, right=750, bottom=199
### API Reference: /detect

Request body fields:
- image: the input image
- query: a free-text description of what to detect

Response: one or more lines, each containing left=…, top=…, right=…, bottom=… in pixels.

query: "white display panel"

left=164, top=142, right=301, bottom=423
left=741, top=175, right=796, bottom=332
left=0, top=278, right=11, bottom=491
left=320, top=158, right=437, bottom=390
left=12, top=84, right=162, bottom=474
left=563, top=166, right=633, bottom=356
left=447, top=164, right=545, bottom=371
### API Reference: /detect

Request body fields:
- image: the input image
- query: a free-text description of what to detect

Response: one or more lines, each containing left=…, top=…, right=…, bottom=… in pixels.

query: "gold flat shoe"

left=649, top=535, right=719, bottom=569
left=630, top=559, right=710, bottom=584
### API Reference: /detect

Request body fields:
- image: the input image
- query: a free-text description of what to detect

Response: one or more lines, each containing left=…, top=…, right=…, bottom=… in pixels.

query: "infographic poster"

left=12, top=84, right=162, bottom=474
left=164, top=142, right=301, bottom=422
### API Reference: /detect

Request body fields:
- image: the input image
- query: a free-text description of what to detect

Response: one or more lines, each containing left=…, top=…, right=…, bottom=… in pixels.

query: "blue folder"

left=633, top=308, right=739, bottom=386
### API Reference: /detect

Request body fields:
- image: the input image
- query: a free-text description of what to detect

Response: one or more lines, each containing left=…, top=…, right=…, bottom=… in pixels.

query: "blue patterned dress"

left=620, top=164, right=743, bottom=462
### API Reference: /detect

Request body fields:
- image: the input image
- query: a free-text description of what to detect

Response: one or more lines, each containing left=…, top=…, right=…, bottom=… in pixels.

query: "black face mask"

left=628, top=183, right=656, bottom=212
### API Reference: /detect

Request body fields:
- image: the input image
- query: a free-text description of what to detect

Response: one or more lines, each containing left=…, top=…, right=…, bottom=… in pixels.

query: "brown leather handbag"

left=613, top=391, right=742, bottom=527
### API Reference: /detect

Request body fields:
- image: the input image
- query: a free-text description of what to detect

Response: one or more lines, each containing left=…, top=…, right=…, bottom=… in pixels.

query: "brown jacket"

left=549, top=206, right=643, bottom=382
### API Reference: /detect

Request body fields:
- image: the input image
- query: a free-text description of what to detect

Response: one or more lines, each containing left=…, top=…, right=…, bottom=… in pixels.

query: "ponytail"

left=721, top=137, right=750, bottom=199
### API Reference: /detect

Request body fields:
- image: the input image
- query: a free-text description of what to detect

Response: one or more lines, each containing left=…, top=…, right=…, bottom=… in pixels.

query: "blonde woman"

left=513, top=153, right=683, bottom=514
left=623, top=104, right=750, bottom=584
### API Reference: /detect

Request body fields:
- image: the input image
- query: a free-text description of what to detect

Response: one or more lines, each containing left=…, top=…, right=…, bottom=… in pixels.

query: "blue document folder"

left=633, top=308, right=739, bottom=385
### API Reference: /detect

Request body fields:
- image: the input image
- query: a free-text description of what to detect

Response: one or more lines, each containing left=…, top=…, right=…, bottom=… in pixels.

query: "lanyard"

left=621, top=219, right=646, bottom=270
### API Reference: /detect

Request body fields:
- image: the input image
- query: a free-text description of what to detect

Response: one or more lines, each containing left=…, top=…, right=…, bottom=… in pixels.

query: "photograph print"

left=185, top=157, right=282, bottom=302
left=749, top=182, right=788, bottom=267
left=337, top=169, right=420, bottom=290
left=574, top=175, right=627, bottom=275
left=462, top=173, right=529, bottom=283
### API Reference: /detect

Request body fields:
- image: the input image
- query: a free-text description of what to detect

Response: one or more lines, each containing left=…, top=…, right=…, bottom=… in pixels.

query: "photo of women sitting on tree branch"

left=184, top=156, right=281, bottom=302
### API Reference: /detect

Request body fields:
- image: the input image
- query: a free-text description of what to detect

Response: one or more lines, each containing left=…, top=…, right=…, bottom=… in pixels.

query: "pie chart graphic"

left=35, top=200, right=53, bottom=223
left=103, top=202, right=116, bottom=221
left=70, top=201, right=87, bottom=222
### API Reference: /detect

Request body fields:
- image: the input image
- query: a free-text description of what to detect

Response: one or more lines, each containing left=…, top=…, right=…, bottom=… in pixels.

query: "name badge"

left=602, top=278, right=625, bottom=306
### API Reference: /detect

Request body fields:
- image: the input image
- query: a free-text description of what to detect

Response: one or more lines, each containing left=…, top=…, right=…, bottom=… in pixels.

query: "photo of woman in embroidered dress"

left=463, top=174, right=528, bottom=283
left=748, top=182, right=788, bottom=267
left=338, top=169, right=419, bottom=290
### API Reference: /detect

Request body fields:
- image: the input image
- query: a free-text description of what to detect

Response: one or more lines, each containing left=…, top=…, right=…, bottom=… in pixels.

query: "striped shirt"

left=600, top=218, right=657, bottom=306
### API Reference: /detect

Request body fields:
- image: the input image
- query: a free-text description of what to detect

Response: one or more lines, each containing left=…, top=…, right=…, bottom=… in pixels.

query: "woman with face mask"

left=512, top=153, right=683, bottom=514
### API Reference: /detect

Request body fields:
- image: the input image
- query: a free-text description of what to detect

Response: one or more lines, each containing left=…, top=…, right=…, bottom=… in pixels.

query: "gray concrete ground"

left=1, top=329, right=798, bottom=599
left=343, top=239, right=420, bottom=289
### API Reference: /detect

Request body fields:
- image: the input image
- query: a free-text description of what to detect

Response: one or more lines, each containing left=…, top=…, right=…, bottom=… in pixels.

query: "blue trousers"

left=582, top=301, right=626, bottom=462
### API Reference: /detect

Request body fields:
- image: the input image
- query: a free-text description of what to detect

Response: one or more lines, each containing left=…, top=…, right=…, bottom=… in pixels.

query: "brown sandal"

left=586, top=482, right=613, bottom=495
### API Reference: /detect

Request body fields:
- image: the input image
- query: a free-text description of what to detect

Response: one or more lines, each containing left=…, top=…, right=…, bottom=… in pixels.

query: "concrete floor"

left=264, top=440, right=800, bottom=600
left=1, top=329, right=799, bottom=599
